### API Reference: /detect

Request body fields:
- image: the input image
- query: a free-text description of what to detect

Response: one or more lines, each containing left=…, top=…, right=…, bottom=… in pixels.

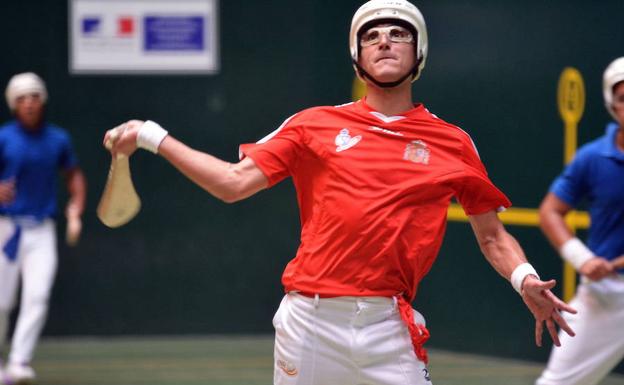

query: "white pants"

left=0, top=217, right=57, bottom=364
left=536, top=276, right=624, bottom=385
left=273, top=293, right=432, bottom=385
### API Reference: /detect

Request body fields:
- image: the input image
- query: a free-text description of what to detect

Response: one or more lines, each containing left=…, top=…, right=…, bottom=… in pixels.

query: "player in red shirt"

left=105, top=1, right=576, bottom=384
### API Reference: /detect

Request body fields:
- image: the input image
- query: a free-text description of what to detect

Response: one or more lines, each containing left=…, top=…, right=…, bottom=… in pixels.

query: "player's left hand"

left=520, top=275, right=576, bottom=347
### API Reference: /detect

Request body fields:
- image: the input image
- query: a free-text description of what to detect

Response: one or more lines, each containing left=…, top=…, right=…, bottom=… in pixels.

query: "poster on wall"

left=69, top=0, right=218, bottom=74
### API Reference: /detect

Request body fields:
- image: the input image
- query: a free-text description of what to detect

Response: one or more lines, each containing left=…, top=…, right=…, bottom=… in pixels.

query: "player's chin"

left=369, top=66, right=408, bottom=81
left=370, top=72, right=408, bottom=85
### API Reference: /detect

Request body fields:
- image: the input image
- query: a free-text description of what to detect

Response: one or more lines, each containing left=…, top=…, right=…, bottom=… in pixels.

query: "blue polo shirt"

left=550, top=122, right=624, bottom=261
left=0, top=120, right=78, bottom=220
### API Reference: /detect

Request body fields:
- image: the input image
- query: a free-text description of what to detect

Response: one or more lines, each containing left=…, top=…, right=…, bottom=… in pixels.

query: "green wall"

left=1, top=0, right=623, bottom=367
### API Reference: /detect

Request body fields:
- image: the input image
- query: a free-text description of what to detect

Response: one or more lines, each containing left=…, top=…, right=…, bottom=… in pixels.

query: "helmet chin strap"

left=354, top=56, right=423, bottom=89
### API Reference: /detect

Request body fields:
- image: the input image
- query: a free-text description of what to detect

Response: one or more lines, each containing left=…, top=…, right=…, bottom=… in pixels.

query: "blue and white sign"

left=144, top=16, right=205, bottom=51
left=70, top=0, right=219, bottom=74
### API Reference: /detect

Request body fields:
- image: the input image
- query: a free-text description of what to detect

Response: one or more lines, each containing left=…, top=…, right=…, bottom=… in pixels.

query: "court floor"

left=24, top=336, right=624, bottom=385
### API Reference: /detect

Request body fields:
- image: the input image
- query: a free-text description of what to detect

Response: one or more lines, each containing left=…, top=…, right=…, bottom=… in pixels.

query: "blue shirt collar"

left=601, top=122, right=624, bottom=160
left=11, top=119, right=46, bottom=135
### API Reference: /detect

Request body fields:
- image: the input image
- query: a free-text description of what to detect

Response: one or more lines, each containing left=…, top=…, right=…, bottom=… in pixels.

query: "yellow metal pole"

left=557, top=67, right=585, bottom=302
left=352, top=76, right=366, bottom=101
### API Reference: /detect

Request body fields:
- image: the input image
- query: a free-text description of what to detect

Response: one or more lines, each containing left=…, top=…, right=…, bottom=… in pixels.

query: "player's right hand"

left=0, top=179, right=15, bottom=204
left=103, top=120, right=143, bottom=157
left=579, top=257, right=615, bottom=281
left=521, top=276, right=577, bottom=347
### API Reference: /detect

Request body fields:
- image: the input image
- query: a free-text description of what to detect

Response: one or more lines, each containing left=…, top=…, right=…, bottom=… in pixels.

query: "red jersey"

left=240, top=99, right=510, bottom=301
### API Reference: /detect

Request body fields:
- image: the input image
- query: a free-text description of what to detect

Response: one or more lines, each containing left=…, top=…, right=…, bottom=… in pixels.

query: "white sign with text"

left=70, top=0, right=218, bottom=74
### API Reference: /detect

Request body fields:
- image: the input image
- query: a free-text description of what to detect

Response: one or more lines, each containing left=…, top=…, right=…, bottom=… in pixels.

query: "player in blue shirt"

left=0, top=72, right=87, bottom=385
left=536, top=57, right=624, bottom=385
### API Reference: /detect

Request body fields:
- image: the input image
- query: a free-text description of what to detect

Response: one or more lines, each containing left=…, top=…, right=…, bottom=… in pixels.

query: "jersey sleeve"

left=238, top=113, right=306, bottom=187
left=451, top=137, right=511, bottom=216
left=0, top=133, right=6, bottom=179
left=58, top=130, right=79, bottom=170
left=549, top=148, right=590, bottom=207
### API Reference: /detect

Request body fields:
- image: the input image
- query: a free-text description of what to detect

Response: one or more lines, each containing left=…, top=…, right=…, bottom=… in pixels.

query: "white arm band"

left=560, top=237, right=594, bottom=270
left=137, top=120, right=169, bottom=154
left=511, top=263, right=540, bottom=294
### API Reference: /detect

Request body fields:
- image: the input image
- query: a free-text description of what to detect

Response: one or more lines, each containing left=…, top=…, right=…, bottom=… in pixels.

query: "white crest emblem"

left=404, top=140, right=430, bottom=165
left=335, top=128, right=362, bottom=152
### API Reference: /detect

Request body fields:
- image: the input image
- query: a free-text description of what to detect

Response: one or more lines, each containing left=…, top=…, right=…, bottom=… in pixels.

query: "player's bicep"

left=231, top=156, right=269, bottom=200
left=538, top=192, right=576, bottom=248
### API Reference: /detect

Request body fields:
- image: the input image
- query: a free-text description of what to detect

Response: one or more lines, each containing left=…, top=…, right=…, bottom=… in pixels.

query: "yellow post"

left=557, top=67, right=585, bottom=302
left=352, top=76, right=366, bottom=101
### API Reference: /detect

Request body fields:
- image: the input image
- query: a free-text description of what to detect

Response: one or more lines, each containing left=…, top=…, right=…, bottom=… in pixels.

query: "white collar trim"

left=369, top=111, right=406, bottom=123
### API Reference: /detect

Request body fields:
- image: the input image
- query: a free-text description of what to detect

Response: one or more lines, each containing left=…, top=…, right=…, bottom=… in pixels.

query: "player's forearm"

left=66, top=168, right=87, bottom=216
left=158, top=136, right=266, bottom=202
left=478, top=228, right=528, bottom=280
left=539, top=202, right=573, bottom=250
left=540, top=194, right=598, bottom=270
left=469, top=211, right=528, bottom=281
left=104, top=120, right=267, bottom=203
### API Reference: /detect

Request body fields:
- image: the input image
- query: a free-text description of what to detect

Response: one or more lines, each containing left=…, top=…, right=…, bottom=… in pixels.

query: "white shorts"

left=273, top=293, right=432, bottom=385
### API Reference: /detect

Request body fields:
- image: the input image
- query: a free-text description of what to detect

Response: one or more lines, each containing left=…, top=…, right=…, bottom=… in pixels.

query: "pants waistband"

left=288, top=292, right=430, bottom=364
left=0, top=216, right=51, bottom=229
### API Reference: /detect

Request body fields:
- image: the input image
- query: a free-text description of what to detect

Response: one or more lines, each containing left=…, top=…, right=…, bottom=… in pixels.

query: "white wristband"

left=511, top=263, right=539, bottom=294
left=560, top=237, right=594, bottom=270
left=137, top=120, right=168, bottom=154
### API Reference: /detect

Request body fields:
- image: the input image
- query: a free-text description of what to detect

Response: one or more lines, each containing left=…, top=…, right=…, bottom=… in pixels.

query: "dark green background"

left=1, top=0, right=623, bottom=368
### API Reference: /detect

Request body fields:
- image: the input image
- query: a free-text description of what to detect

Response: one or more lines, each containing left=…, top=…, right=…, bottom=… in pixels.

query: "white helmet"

left=5, top=72, right=48, bottom=110
left=603, top=57, right=624, bottom=120
left=350, top=0, right=428, bottom=87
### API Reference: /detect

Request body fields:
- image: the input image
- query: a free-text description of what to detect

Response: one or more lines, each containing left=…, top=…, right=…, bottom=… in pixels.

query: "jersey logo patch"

left=404, top=140, right=430, bottom=165
left=335, top=128, right=362, bottom=152
left=277, top=359, right=298, bottom=376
